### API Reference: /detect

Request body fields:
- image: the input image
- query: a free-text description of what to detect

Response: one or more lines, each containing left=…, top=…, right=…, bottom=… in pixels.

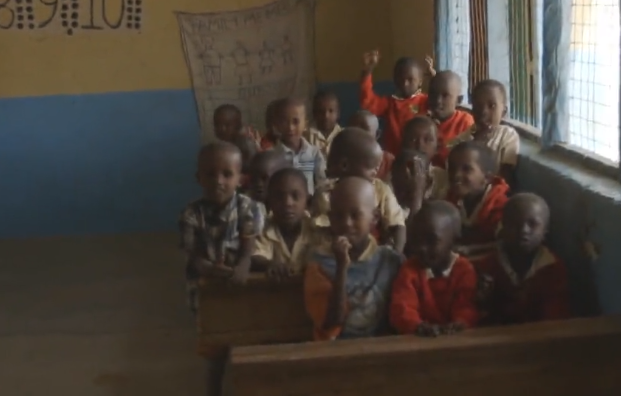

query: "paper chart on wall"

left=177, top=0, right=316, bottom=143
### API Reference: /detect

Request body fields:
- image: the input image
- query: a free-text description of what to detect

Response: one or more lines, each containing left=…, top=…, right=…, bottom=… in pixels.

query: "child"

left=213, top=103, right=260, bottom=145
left=446, top=79, right=519, bottom=184
left=273, top=97, right=326, bottom=195
left=348, top=110, right=393, bottom=182
left=477, top=193, right=570, bottom=325
left=313, top=128, right=406, bottom=252
left=260, top=99, right=283, bottom=150
left=252, top=168, right=315, bottom=277
left=360, top=50, right=435, bottom=156
left=247, top=150, right=290, bottom=215
left=390, top=200, right=478, bottom=336
left=392, top=150, right=448, bottom=220
left=234, top=132, right=259, bottom=189
left=178, top=142, right=265, bottom=316
left=446, top=141, right=509, bottom=263
left=401, top=115, right=439, bottom=161
left=304, top=176, right=403, bottom=340
left=427, top=70, right=475, bottom=167
left=306, top=91, right=342, bottom=154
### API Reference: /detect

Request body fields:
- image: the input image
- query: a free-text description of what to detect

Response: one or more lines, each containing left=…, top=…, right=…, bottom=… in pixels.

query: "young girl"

left=252, top=168, right=315, bottom=277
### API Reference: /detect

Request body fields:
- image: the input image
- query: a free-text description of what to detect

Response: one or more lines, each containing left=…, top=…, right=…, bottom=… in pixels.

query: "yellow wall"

left=0, top=0, right=433, bottom=98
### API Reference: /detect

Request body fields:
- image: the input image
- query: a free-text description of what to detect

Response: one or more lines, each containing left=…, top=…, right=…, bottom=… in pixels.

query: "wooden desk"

left=223, top=316, right=621, bottom=396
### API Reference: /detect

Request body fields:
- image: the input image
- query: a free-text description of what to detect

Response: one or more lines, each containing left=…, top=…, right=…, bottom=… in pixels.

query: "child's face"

left=410, top=213, right=455, bottom=270
left=348, top=115, right=378, bottom=139
left=402, top=124, right=438, bottom=159
left=394, top=65, right=423, bottom=98
left=214, top=110, right=242, bottom=142
left=249, top=159, right=282, bottom=203
left=313, top=97, right=339, bottom=133
left=472, top=87, right=507, bottom=130
left=197, top=151, right=241, bottom=205
left=276, top=104, right=306, bottom=147
left=269, top=174, right=308, bottom=229
left=329, top=192, right=375, bottom=248
left=428, top=77, right=460, bottom=120
left=501, top=203, right=548, bottom=254
left=447, top=149, right=489, bottom=199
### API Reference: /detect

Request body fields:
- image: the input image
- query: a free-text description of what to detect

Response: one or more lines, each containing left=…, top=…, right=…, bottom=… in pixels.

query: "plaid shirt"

left=178, top=193, right=264, bottom=313
left=274, top=137, right=326, bottom=194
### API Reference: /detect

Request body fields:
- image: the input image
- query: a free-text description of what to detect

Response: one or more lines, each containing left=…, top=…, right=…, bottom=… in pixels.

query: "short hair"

left=403, top=115, right=438, bottom=138
left=448, top=141, right=497, bottom=175
left=268, top=167, right=308, bottom=194
left=276, top=97, right=306, bottom=118
left=393, top=57, right=424, bottom=75
left=429, top=70, right=462, bottom=90
left=250, top=150, right=290, bottom=170
left=312, top=91, right=339, bottom=107
left=213, top=104, right=241, bottom=119
left=416, top=200, right=461, bottom=237
left=504, top=192, right=550, bottom=223
left=472, top=79, right=508, bottom=103
left=197, top=141, right=241, bottom=167
left=328, top=127, right=378, bottom=162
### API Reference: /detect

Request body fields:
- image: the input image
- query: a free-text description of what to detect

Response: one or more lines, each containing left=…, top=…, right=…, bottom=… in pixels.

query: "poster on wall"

left=176, top=0, right=316, bottom=142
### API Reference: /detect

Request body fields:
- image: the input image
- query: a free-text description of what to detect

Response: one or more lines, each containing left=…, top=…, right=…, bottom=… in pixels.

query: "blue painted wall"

left=0, top=81, right=393, bottom=238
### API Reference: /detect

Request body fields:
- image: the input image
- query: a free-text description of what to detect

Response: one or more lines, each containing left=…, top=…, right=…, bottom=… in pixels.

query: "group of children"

left=179, top=51, right=570, bottom=343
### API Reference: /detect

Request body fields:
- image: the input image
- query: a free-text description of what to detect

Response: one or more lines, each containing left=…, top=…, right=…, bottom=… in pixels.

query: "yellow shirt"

left=446, top=125, right=520, bottom=170
left=304, top=125, right=342, bottom=157
left=311, top=178, right=405, bottom=229
left=252, top=215, right=316, bottom=273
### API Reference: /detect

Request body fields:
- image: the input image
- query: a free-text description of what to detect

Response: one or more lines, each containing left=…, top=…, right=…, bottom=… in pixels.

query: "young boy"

left=427, top=70, right=474, bottom=167
left=252, top=168, right=315, bottom=277
left=360, top=50, right=435, bottom=156
left=401, top=115, right=440, bottom=161
left=304, top=176, right=403, bottom=340
left=178, top=142, right=265, bottom=315
left=247, top=150, right=290, bottom=214
left=213, top=103, right=260, bottom=145
left=348, top=110, right=393, bottom=182
left=313, top=128, right=406, bottom=252
left=477, top=193, right=570, bottom=325
left=306, top=91, right=342, bottom=155
left=260, top=99, right=283, bottom=150
left=273, top=97, right=326, bottom=195
left=446, top=80, right=519, bottom=184
left=445, top=141, right=509, bottom=263
left=390, top=200, right=478, bottom=336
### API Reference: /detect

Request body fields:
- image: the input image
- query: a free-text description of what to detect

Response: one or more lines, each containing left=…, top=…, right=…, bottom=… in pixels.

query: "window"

left=452, top=0, right=471, bottom=99
left=568, top=0, right=620, bottom=162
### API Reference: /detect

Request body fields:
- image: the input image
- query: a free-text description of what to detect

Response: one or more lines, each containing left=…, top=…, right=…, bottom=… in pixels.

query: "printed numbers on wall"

left=0, top=0, right=143, bottom=35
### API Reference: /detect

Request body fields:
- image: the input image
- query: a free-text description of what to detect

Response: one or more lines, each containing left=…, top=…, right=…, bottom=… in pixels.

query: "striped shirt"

left=274, top=138, right=326, bottom=194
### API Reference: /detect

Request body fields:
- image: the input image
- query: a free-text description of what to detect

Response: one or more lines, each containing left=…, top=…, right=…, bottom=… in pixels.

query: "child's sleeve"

left=378, top=182, right=406, bottom=227
left=500, top=128, right=520, bottom=166
left=449, top=263, right=479, bottom=327
left=540, top=263, right=571, bottom=321
left=359, top=73, right=390, bottom=118
left=178, top=206, right=199, bottom=256
left=252, top=232, right=273, bottom=260
left=389, top=261, right=423, bottom=334
left=314, top=150, right=327, bottom=186
left=304, top=261, right=344, bottom=341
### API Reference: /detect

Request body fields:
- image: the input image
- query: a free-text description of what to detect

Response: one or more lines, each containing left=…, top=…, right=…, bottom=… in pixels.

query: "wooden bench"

left=223, top=315, right=621, bottom=396
left=197, top=274, right=313, bottom=357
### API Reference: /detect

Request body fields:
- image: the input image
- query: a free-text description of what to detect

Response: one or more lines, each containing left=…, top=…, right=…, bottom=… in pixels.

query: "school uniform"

left=390, top=253, right=479, bottom=334
left=274, top=138, right=326, bottom=195
left=447, top=124, right=520, bottom=171
left=304, top=124, right=342, bottom=156
left=429, top=110, right=475, bottom=168
left=304, top=237, right=403, bottom=340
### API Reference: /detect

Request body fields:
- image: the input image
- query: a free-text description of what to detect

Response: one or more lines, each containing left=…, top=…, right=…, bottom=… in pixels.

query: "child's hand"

left=229, top=261, right=250, bottom=285
left=332, top=236, right=352, bottom=270
left=363, top=50, right=380, bottom=72
left=408, top=156, right=428, bottom=193
left=424, top=55, right=436, bottom=76
left=415, top=322, right=441, bottom=337
left=441, top=322, right=466, bottom=335
left=266, top=262, right=295, bottom=282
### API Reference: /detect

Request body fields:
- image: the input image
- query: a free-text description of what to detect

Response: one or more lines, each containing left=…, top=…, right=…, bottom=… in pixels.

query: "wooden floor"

left=0, top=232, right=205, bottom=396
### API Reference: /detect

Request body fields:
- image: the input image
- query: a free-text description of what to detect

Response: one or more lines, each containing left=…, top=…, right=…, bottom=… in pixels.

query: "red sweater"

left=477, top=246, right=570, bottom=325
left=431, top=110, right=475, bottom=168
left=360, top=74, right=428, bottom=156
left=390, top=255, right=479, bottom=334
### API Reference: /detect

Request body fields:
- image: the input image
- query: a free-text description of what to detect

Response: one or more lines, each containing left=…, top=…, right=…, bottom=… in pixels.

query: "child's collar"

left=391, top=88, right=422, bottom=100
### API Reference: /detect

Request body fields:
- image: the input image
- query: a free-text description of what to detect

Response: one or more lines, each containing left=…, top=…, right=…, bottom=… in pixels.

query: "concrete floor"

left=0, top=233, right=205, bottom=396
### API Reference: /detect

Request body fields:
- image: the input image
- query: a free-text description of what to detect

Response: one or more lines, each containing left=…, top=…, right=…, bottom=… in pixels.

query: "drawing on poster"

left=176, top=0, right=316, bottom=142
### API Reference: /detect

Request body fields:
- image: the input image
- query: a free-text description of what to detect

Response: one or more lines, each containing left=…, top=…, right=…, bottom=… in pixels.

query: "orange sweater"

left=377, top=151, right=395, bottom=182
left=446, top=177, right=509, bottom=261
left=431, top=110, right=475, bottom=168
left=390, top=255, right=478, bottom=334
left=360, top=74, right=428, bottom=156
left=477, top=246, right=570, bottom=325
